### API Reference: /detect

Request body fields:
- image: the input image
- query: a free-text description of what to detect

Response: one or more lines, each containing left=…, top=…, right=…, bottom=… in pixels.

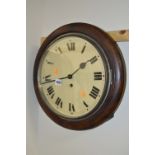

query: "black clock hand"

left=40, top=79, right=55, bottom=84
left=40, top=71, right=80, bottom=84
left=40, top=75, right=69, bottom=84
left=41, top=56, right=96, bottom=84
left=79, top=56, right=97, bottom=69
left=70, top=68, right=80, bottom=76
left=70, top=57, right=93, bottom=76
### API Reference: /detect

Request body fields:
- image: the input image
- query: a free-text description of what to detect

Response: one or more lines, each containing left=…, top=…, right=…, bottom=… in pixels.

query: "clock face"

left=34, top=23, right=126, bottom=130
left=37, top=34, right=109, bottom=118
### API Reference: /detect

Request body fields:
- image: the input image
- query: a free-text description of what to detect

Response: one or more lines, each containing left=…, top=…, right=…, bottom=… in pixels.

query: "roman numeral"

left=67, top=42, right=75, bottom=51
left=81, top=45, right=86, bottom=54
left=47, top=86, right=55, bottom=99
left=58, top=47, right=63, bottom=54
left=44, top=75, right=51, bottom=82
left=94, top=72, right=102, bottom=80
left=46, top=60, right=54, bottom=64
left=90, top=56, right=98, bottom=64
left=83, top=101, right=88, bottom=108
left=55, top=97, right=63, bottom=108
left=89, top=86, right=100, bottom=99
left=69, top=103, right=75, bottom=113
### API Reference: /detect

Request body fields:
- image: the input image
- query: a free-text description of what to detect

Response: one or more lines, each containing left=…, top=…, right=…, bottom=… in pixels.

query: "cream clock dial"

left=38, top=35, right=108, bottom=118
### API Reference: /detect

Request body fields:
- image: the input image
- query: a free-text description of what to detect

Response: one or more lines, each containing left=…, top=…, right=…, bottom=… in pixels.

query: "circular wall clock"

left=33, top=23, right=126, bottom=130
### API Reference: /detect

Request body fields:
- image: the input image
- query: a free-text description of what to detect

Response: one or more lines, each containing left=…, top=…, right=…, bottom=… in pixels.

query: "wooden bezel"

left=33, top=23, right=126, bottom=130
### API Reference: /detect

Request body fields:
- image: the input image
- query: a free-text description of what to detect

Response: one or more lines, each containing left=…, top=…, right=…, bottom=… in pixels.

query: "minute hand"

left=41, top=56, right=96, bottom=84
left=70, top=57, right=94, bottom=76
left=79, top=56, right=98, bottom=68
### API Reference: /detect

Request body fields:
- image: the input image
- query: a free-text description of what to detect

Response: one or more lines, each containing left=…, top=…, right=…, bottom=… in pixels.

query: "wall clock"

left=33, top=23, right=126, bottom=130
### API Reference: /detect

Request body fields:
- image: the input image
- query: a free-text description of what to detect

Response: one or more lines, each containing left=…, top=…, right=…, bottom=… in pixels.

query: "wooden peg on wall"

left=108, top=29, right=129, bottom=42
left=40, top=29, right=129, bottom=44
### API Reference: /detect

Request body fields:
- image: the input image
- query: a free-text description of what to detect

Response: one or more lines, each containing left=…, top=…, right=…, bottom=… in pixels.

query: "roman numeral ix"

left=89, top=86, right=100, bottom=99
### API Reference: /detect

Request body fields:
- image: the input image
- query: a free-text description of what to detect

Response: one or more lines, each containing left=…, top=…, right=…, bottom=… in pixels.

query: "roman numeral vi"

left=69, top=103, right=75, bottom=113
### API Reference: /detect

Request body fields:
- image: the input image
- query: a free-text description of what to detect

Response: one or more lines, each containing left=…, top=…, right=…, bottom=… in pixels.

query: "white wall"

left=27, top=0, right=129, bottom=155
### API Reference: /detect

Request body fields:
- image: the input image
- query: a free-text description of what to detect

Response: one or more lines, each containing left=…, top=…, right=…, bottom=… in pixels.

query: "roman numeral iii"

left=89, top=86, right=100, bottom=99
left=67, top=42, right=75, bottom=51
left=94, top=72, right=102, bottom=80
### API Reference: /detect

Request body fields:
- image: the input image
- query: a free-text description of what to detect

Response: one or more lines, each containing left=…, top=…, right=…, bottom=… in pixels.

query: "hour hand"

left=40, top=79, right=55, bottom=84
left=40, top=75, right=69, bottom=85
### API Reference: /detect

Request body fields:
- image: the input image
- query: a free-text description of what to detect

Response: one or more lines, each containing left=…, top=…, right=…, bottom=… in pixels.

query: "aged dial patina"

left=33, top=23, right=126, bottom=130
left=38, top=35, right=109, bottom=118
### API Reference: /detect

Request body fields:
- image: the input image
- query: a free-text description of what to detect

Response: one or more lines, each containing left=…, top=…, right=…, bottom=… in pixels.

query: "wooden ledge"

left=41, top=29, right=129, bottom=44
left=108, top=29, right=129, bottom=42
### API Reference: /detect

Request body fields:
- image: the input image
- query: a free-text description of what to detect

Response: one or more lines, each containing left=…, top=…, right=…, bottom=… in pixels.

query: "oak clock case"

left=33, top=23, right=126, bottom=130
